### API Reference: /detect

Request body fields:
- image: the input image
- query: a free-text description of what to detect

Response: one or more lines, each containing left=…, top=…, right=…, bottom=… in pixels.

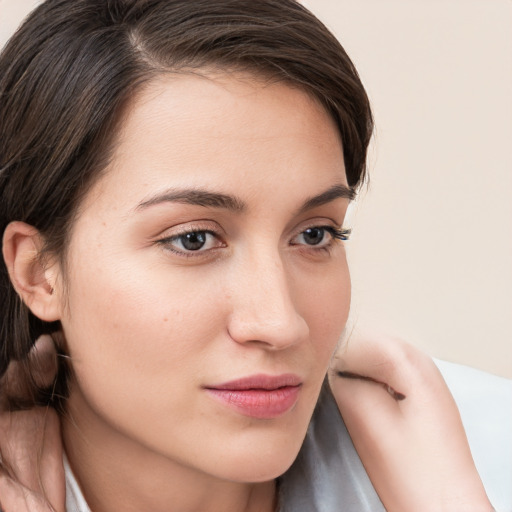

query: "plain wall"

left=302, top=0, right=512, bottom=379
left=1, top=0, right=511, bottom=378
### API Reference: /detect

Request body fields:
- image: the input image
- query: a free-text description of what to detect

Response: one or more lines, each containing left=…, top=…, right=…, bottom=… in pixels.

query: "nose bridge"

left=227, top=245, right=309, bottom=348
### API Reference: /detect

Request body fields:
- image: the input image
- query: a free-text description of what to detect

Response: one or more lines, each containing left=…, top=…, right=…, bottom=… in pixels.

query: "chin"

left=205, top=431, right=306, bottom=484
left=205, top=394, right=320, bottom=483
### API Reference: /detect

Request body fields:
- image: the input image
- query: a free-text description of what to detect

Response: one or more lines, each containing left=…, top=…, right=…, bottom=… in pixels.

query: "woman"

left=0, top=1, right=495, bottom=511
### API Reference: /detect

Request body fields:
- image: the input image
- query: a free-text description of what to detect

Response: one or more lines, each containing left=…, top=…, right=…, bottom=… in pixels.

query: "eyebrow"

left=137, top=189, right=246, bottom=212
left=296, top=184, right=355, bottom=213
left=136, top=183, right=354, bottom=213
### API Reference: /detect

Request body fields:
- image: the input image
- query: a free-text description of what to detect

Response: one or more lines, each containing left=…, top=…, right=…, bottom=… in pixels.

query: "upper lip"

left=205, top=373, right=302, bottom=390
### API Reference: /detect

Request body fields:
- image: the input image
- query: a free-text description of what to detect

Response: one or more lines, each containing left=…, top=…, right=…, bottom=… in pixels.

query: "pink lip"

left=204, top=374, right=302, bottom=419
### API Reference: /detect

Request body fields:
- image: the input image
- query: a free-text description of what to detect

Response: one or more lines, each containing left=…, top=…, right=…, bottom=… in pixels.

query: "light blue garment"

left=435, top=360, right=512, bottom=512
left=278, top=384, right=385, bottom=511
left=64, top=454, right=90, bottom=512
left=65, top=361, right=512, bottom=512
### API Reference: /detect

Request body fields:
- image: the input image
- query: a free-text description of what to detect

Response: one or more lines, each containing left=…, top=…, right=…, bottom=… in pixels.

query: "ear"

left=2, top=221, right=62, bottom=322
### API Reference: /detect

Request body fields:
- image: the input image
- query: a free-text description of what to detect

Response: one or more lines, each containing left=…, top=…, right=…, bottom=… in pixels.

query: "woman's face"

left=57, top=72, right=351, bottom=482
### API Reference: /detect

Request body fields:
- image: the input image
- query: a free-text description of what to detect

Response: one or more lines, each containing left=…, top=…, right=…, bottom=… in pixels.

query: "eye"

left=299, top=227, right=328, bottom=246
left=292, top=226, right=350, bottom=248
left=159, top=230, right=222, bottom=254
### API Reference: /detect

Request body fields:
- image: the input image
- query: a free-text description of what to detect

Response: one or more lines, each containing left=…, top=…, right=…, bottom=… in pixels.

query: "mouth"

left=204, top=374, right=303, bottom=419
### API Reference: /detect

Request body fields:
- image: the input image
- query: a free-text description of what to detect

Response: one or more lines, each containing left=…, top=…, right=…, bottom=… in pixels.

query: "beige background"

left=1, top=0, right=511, bottom=378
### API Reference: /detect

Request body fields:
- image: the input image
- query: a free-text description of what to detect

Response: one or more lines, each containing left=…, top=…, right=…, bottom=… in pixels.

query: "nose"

left=226, top=250, right=309, bottom=350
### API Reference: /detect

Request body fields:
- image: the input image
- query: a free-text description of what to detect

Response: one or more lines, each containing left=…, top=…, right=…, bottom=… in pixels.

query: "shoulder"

left=434, top=360, right=512, bottom=512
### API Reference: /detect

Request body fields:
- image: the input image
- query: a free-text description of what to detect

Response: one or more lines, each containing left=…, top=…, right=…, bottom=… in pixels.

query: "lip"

left=204, top=373, right=302, bottom=419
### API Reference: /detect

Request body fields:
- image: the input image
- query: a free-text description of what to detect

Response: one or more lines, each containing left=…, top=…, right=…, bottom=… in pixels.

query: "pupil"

left=181, top=232, right=206, bottom=251
left=304, top=227, right=324, bottom=245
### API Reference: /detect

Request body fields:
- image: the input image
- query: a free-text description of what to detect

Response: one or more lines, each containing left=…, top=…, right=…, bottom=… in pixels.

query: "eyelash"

left=314, top=226, right=351, bottom=242
left=156, top=228, right=221, bottom=258
left=291, top=226, right=351, bottom=255
left=156, top=225, right=351, bottom=258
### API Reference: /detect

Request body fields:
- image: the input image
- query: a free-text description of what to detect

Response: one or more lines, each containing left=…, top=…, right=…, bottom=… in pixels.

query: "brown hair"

left=0, top=0, right=373, bottom=404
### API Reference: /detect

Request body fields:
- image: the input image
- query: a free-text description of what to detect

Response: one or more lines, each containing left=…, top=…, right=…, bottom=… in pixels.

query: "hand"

left=329, top=329, right=493, bottom=512
left=0, top=336, right=65, bottom=512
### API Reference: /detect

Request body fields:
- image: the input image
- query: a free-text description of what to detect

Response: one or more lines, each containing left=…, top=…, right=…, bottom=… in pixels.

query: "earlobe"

left=2, top=221, right=62, bottom=322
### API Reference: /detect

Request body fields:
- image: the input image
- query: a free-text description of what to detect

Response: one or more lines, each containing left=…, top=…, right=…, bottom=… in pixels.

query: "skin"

left=48, top=73, right=351, bottom=512
left=0, top=335, right=494, bottom=512
left=1, top=73, right=493, bottom=512
left=330, top=330, right=493, bottom=512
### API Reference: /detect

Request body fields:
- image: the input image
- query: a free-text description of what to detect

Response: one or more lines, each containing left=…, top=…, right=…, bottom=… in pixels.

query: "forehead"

left=80, top=72, right=347, bottom=213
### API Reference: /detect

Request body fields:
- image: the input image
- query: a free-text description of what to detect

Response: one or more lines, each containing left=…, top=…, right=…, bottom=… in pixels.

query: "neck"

left=61, top=389, right=277, bottom=512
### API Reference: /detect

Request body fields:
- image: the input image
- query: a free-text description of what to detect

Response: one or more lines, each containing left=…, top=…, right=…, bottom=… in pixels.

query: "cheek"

left=60, top=249, right=225, bottom=402
left=57, top=238, right=351, bottom=477
left=295, top=257, right=351, bottom=360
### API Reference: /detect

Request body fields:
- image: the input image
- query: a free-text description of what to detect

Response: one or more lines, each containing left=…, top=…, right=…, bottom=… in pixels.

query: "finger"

left=335, top=370, right=406, bottom=401
left=329, top=369, right=406, bottom=449
left=38, top=410, right=65, bottom=512
left=27, top=335, right=59, bottom=389
left=332, top=369, right=489, bottom=511
left=0, top=335, right=58, bottom=407
left=329, top=331, right=490, bottom=510
left=331, top=328, right=438, bottom=400
left=0, top=409, right=49, bottom=491
left=0, top=408, right=65, bottom=511
left=330, top=329, right=464, bottom=443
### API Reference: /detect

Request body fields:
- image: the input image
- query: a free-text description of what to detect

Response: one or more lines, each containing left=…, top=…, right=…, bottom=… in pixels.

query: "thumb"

left=1, top=335, right=58, bottom=409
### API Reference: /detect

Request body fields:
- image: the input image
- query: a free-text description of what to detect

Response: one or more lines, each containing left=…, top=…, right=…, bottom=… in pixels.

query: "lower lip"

left=205, top=385, right=301, bottom=419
